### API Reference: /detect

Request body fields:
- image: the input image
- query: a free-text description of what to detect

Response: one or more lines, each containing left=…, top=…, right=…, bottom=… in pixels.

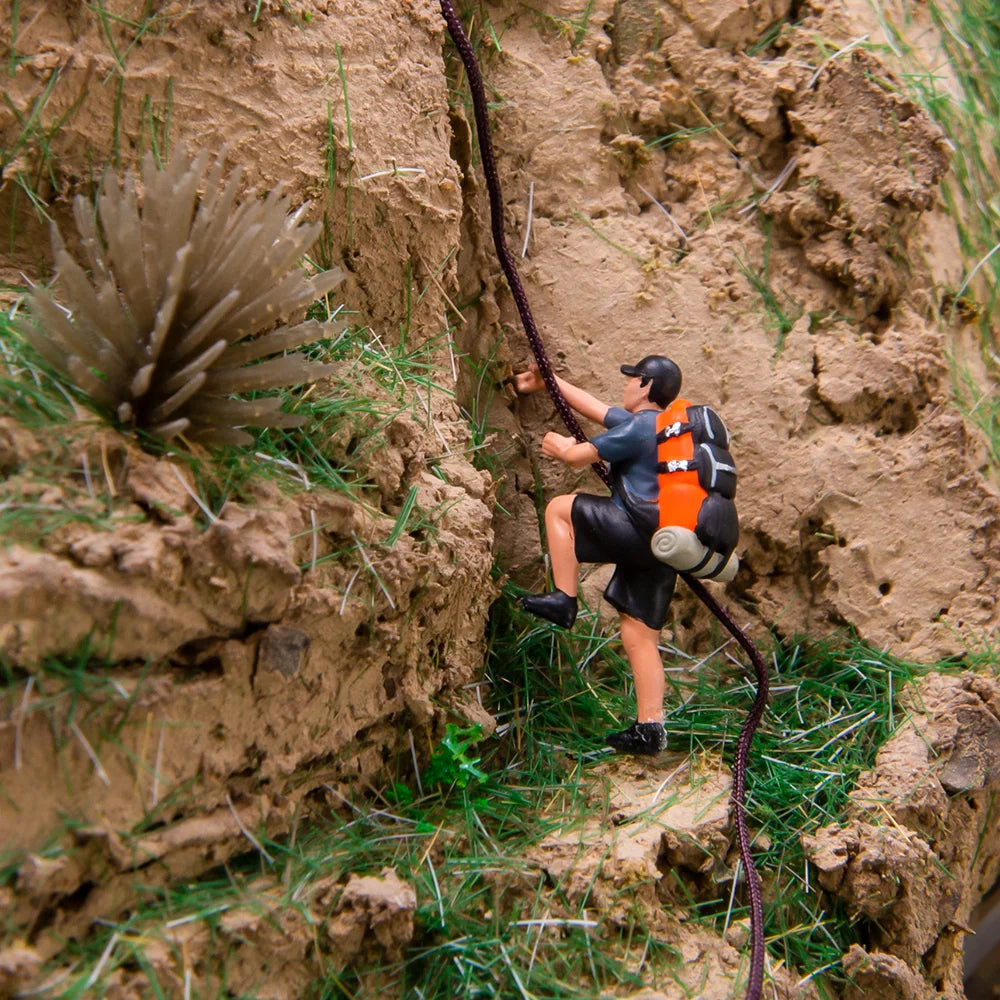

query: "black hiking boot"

left=519, top=589, right=578, bottom=629
left=605, top=721, right=667, bottom=756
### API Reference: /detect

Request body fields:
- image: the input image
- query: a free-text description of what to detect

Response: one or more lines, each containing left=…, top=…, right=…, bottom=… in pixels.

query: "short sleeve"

left=592, top=413, right=644, bottom=462
left=603, top=406, right=630, bottom=428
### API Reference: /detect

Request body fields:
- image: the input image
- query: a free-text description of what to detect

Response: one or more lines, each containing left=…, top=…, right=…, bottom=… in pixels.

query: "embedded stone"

left=258, top=625, right=312, bottom=678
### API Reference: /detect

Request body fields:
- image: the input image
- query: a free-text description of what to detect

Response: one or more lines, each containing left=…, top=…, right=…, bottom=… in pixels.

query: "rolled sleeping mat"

left=650, top=526, right=739, bottom=582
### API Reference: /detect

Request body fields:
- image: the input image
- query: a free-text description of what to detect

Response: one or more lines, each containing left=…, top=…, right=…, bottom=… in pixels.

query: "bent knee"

left=545, top=494, right=575, bottom=520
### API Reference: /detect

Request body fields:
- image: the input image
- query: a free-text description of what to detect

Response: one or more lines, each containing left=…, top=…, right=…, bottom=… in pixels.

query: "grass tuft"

left=886, top=1, right=1000, bottom=353
left=666, top=636, right=952, bottom=992
left=735, top=225, right=802, bottom=358
left=16, top=149, right=344, bottom=447
left=950, top=359, right=1000, bottom=482
left=880, top=1, right=1000, bottom=478
left=2, top=294, right=484, bottom=546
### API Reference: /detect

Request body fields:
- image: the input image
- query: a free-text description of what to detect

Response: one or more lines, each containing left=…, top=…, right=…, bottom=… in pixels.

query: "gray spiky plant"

left=17, top=149, right=344, bottom=446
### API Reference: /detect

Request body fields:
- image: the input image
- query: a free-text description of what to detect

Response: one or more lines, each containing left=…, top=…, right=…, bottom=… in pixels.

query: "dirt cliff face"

left=1, top=0, right=498, bottom=961
left=472, top=0, right=998, bottom=660
left=2, top=0, right=999, bottom=996
left=0, top=374, right=497, bottom=955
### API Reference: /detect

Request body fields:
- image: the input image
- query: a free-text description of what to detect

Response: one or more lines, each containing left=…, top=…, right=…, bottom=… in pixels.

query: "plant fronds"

left=16, top=149, right=344, bottom=446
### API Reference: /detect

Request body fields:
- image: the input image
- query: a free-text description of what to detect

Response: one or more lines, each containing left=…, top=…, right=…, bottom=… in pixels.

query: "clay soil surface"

left=1, top=1, right=999, bottom=998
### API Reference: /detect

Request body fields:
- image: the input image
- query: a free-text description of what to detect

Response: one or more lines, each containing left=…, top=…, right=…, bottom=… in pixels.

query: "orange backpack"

left=651, top=399, right=739, bottom=581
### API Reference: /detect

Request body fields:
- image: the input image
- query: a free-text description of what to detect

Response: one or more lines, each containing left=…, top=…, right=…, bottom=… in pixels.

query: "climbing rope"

left=684, top=575, right=768, bottom=999
left=437, top=0, right=610, bottom=486
left=438, top=4, right=768, bottom=999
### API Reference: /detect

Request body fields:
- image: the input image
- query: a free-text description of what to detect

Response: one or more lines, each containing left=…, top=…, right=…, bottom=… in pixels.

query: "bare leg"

left=620, top=614, right=664, bottom=723
left=544, top=494, right=579, bottom=595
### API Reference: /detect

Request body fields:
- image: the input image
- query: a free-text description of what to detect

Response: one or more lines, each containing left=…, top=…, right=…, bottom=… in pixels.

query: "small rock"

left=0, top=942, right=43, bottom=995
left=257, top=625, right=312, bottom=677
left=725, top=918, right=750, bottom=950
left=937, top=705, right=1000, bottom=793
left=324, top=868, right=417, bottom=961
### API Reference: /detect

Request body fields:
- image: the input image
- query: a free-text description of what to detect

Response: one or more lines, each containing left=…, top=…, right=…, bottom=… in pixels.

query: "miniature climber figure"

left=513, top=355, right=740, bottom=756
left=513, top=356, right=682, bottom=755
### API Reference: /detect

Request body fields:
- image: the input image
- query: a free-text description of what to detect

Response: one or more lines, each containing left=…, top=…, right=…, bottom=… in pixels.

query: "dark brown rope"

left=438, top=5, right=767, bottom=998
left=437, top=0, right=611, bottom=488
left=684, top=575, right=768, bottom=998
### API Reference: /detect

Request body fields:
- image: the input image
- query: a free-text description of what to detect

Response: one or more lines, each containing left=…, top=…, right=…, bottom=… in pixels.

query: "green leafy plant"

left=424, top=722, right=488, bottom=789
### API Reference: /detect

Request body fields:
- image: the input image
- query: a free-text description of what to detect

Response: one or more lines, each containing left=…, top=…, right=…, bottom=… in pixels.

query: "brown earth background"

left=1, top=1, right=999, bottom=998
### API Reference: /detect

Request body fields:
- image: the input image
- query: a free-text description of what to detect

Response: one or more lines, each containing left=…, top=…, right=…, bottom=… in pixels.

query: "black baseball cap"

left=620, top=355, right=681, bottom=406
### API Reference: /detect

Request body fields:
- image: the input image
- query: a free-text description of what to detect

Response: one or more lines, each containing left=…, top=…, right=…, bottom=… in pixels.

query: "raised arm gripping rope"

left=437, top=5, right=769, bottom=999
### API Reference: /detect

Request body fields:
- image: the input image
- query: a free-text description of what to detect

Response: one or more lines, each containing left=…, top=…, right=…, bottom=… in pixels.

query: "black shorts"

left=571, top=493, right=677, bottom=631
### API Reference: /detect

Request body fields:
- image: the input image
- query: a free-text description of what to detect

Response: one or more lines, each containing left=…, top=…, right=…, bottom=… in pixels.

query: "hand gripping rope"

left=438, top=4, right=769, bottom=999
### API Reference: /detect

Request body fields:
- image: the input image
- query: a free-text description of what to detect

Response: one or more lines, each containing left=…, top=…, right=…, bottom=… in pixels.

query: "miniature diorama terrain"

left=1, top=1, right=999, bottom=999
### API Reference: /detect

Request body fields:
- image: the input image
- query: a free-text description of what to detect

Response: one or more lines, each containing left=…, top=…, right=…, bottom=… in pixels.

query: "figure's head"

left=620, top=356, right=681, bottom=408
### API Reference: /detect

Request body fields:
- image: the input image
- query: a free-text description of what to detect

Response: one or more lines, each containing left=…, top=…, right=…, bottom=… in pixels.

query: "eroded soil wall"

left=2, top=0, right=498, bottom=961
left=2, top=0, right=999, bottom=996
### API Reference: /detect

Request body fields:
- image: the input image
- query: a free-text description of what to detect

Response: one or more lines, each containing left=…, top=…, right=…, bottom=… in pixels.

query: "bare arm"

left=511, top=367, right=610, bottom=425
left=541, top=432, right=600, bottom=469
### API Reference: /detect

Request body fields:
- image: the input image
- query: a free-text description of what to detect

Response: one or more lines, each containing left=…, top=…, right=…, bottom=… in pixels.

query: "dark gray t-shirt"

left=592, top=407, right=660, bottom=510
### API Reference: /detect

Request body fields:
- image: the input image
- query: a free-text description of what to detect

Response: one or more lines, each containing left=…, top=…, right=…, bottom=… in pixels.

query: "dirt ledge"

left=803, top=671, right=1000, bottom=999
